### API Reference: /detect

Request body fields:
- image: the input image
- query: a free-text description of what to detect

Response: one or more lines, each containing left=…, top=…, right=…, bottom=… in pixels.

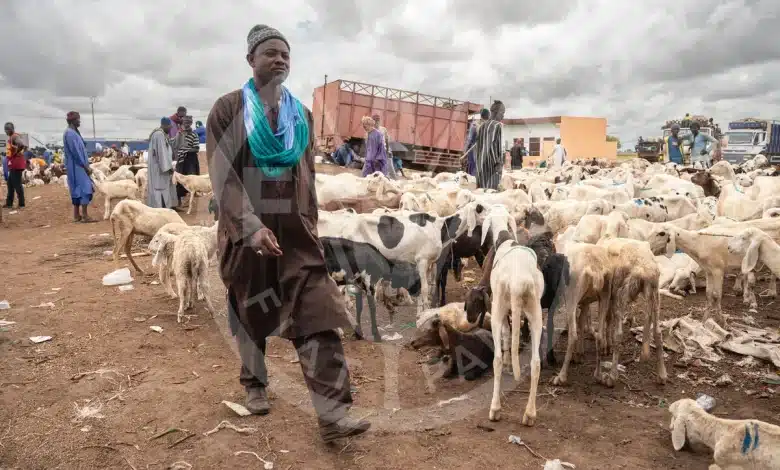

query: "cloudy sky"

left=2, top=0, right=779, bottom=148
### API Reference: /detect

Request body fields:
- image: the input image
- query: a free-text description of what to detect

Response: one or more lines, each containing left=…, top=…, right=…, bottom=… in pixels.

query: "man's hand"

left=85, top=166, right=93, bottom=175
left=700, top=149, right=708, bottom=156
left=250, top=228, right=283, bottom=257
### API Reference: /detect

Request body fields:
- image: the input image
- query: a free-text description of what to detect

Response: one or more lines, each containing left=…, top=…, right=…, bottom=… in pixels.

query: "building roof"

left=502, top=116, right=562, bottom=125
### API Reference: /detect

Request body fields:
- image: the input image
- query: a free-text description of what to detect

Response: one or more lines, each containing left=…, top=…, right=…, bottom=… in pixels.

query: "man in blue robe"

left=63, top=111, right=96, bottom=223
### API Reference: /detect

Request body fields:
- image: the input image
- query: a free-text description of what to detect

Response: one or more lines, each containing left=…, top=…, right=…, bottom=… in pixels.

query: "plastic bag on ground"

left=102, top=268, right=133, bottom=286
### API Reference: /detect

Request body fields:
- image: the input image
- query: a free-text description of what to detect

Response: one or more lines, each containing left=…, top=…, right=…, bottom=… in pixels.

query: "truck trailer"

left=722, top=119, right=780, bottom=165
left=312, top=79, right=483, bottom=169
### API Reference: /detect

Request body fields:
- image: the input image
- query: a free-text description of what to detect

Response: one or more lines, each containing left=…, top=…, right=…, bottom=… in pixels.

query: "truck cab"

left=722, top=120, right=780, bottom=165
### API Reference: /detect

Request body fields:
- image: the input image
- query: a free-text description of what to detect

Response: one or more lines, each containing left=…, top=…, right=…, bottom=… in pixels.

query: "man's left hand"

left=700, top=150, right=708, bottom=155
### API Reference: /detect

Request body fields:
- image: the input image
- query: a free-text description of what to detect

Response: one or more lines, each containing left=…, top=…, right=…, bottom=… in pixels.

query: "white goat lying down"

left=669, top=398, right=780, bottom=470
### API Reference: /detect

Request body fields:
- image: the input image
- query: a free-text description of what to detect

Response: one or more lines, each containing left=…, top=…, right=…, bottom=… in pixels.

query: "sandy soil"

left=1, top=165, right=778, bottom=470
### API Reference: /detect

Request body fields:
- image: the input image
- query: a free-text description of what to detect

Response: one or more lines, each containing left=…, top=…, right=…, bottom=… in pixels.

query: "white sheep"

left=648, top=219, right=780, bottom=322
left=727, top=227, right=780, bottom=278
left=106, top=165, right=135, bottom=182
left=484, top=231, right=545, bottom=426
left=109, top=199, right=185, bottom=274
left=172, top=172, right=213, bottom=215
left=668, top=398, right=780, bottom=469
left=170, top=228, right=217, bottom=322
left=571, top=211, right=630, bottom=243
left=92, top=175, right=140, bottom=220
left=135, top=168, right=148, bottom=200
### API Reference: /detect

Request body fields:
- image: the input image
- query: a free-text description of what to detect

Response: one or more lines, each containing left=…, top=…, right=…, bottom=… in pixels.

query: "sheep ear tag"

left=634, top=199, right=643, bottom=206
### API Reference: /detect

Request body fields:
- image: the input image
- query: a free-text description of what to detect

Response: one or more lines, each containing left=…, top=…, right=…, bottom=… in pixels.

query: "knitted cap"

left=161, top=117, right=172, bottom=125
left=66, top=111, right=80, bottom=122
left=247, top=24, right=289, bottom=54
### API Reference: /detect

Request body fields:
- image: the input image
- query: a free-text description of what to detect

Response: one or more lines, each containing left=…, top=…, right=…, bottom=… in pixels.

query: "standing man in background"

left=194, top=120, right=207, bottom=145
left=474, top=101, right=505, bottom=189
left=4, top=122, right=26, bottom=209
left=664, top=124, right=684, bottom=165
left=169, top=106, right=187, bottom=140
left=372, top=114, right=397, bottom=179
left=62, top=112, right=96, bottom=222
left=147, top=118, right=177, bottom=208
left=121, top=141, right=130, bottom=156
left=174, top=115, right=201, bottom=208
left=684, top=122, right=719, bottom=168
left=510, top=138, right=525, bottom=170
left=548, top=138, right=567, bottom=168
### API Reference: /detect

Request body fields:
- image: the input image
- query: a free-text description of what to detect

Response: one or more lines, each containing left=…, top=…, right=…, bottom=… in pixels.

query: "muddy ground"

left=0, top=164, right=778, bottom=469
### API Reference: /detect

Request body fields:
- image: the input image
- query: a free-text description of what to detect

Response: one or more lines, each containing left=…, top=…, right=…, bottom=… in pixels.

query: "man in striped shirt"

left=174, top=115, right=201, bottom=208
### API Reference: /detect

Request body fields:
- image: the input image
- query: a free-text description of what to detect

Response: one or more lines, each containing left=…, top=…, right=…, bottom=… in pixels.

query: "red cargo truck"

left=312, top=79, right=483, bottom=169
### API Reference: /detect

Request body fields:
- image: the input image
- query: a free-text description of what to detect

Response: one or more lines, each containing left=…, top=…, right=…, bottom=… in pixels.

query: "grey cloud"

left=0, top=2, right=111, bottom=96
left=377, top=26, right=470, bottom=63
left=446, top=0, right=578, bottom=30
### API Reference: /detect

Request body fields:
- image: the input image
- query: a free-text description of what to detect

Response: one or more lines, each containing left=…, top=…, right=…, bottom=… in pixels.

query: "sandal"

left=80, top=216, right=98, bottom=223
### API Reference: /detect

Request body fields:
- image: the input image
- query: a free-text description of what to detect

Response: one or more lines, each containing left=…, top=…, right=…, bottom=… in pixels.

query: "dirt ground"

left=1, top=165, right=779, bottom=470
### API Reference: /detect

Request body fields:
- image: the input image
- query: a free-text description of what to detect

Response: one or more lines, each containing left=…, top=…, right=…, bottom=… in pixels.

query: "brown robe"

left=207, top=89, right=349, bottom=342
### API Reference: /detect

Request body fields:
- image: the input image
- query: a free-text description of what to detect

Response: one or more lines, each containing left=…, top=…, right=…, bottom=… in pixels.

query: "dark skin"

left=67, top=116, right=95, bottom=222
left=245, top=38, right=290, bottom=257
left=690, top=123, right=707, bottom=155
left=4, top=123, right=25, bottom=151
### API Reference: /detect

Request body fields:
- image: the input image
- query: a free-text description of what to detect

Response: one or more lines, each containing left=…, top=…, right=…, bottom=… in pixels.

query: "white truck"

left=722, top=119, right=780, bottom=165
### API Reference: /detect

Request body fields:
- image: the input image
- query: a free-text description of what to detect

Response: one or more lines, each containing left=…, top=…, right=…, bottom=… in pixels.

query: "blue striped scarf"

left=242, top=78, right=309, bottom=177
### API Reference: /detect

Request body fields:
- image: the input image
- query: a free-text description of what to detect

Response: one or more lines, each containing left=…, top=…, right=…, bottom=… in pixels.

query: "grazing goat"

left=109, top=200, right=185, bottom=273
left=170, top=229, right=217, bottom=322
left=149, top=223, right=218, bottom=299
left=91, top=174, right=140, bottom=220
left=668, top=398, right=780, bottom=469
left=595, top=238, right=667, bottom=388
left=172, top=172, right=212, bottom=214
left=321, top=236, right=421, bottom=340
left=318, top=203, right=482, bottom=311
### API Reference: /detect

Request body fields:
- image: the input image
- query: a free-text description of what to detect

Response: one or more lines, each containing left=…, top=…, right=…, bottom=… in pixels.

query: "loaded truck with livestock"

left=721, top=118, right=780, bottom=165
left=312, top=79, right=483, bottom=170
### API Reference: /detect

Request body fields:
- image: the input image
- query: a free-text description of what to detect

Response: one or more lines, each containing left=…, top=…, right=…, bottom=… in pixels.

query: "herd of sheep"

left=10, top=149, right=780, bottom=468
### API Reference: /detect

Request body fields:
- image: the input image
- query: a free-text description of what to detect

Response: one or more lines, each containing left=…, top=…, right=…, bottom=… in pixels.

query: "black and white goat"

left=321, top=236, right=420, bottom=341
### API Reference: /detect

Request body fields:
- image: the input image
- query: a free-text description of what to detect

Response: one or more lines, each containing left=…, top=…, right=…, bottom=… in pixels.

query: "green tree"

left=606, top=135, right=621, bottom=149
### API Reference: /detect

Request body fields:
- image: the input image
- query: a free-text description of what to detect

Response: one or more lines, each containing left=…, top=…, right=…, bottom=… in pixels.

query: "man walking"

left=147, top=118, right=177, bottom=208
left=62, top=112, right=96, bottom=222
left=207, top=23, right=370, bottom=442
left=4, top=122, right=26, bottom=209
left=174, top=115, right=201, bottom=208
left=372, top=114, right=397, bottom=179
left=361, top=116, right=388, bottom=176
left=548, top=138, right=567, bottom=168
left=475, top=101, right=505, bottom=189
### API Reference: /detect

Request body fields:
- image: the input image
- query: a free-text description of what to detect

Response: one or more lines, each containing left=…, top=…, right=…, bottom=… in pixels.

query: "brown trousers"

left=232, top=309, right=353, bottom=425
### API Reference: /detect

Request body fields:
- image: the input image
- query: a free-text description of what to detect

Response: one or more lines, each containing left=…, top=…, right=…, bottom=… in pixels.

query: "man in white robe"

left=549, top=138, right=567, bottom=168
left=147, top=117, right=177, bottom=208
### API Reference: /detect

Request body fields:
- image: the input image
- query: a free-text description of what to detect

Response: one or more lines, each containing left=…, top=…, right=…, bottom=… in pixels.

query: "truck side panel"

left=769, top=123, right=780, bottom=154
left=312, top=79, right=480, bottom=155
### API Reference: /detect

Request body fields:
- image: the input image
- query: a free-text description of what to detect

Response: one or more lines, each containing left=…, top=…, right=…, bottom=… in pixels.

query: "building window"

left=529, top=137, right=541, bottom=156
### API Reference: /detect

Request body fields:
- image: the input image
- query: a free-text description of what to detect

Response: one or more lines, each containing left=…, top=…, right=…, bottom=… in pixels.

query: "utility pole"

left=90, top=97, right=97, bottom=139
